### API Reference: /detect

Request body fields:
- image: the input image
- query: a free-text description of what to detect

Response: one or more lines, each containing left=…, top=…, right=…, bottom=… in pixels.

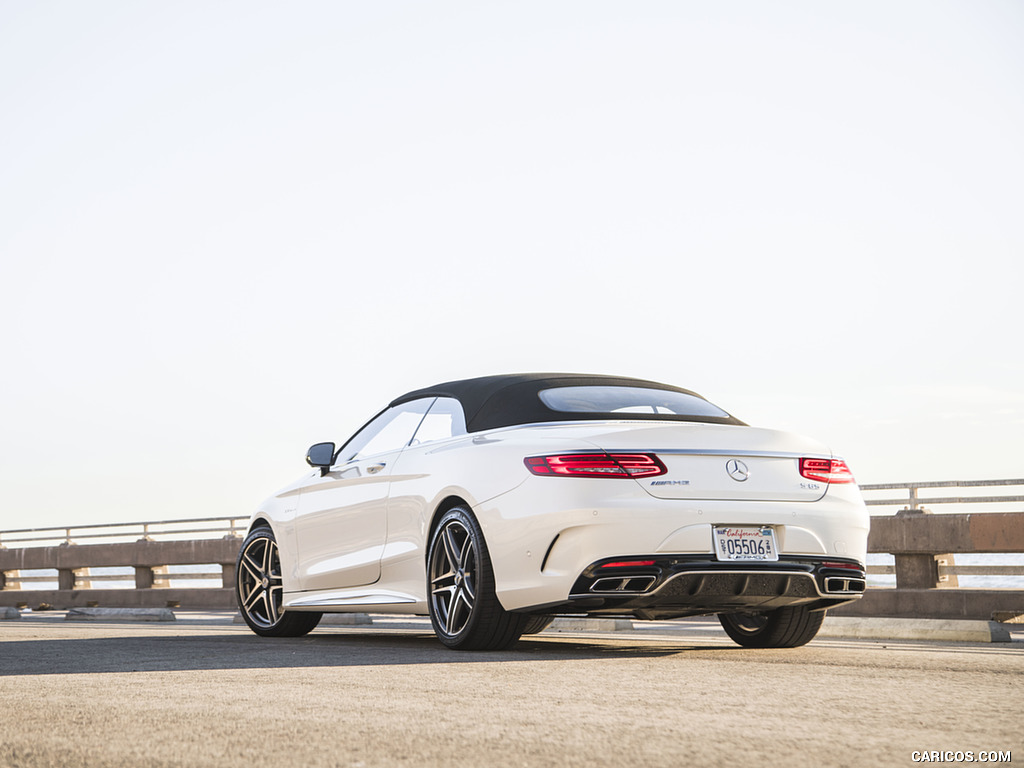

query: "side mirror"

left=305, top=442, right=336, bottom=475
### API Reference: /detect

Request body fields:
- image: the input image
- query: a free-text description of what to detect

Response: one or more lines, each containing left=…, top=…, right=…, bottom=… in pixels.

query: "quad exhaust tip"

left=591, top=575, right=657, bottom=593
left=824, top=576, right=866, bottom=594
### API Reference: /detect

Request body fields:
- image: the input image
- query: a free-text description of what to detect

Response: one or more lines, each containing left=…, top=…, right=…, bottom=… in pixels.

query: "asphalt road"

left=1, top=614, right=1021, bottom=768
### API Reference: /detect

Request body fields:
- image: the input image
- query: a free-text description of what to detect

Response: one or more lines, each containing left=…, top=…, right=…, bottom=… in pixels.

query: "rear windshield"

left=538, top=386, right=731, bottom=419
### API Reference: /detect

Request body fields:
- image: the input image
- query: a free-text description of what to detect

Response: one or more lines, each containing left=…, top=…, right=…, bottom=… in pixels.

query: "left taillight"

left=799, top=458, right=856, bottom=484
left=524, top=453, right=667, bottom=478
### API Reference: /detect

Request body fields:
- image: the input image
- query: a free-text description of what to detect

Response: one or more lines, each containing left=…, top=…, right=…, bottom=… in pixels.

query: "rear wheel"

left=522, top=615, right=555, bottom=635
left=236, top=526, right=321, bottom=637
left=427, top=506, right=528, bottom=650
left=718, top=606, right=824, bottom=648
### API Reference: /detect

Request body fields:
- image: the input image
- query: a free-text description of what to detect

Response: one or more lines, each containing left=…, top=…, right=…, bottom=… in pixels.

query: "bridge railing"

left=0, top=516, right=248, bottom=548
left=835, top=479, right=1024, bottom=621
left=860, top=478, right=1024, bottom=511
left=859, top=479, right=1024, bottom=585
left=0, top=516, right=249, bottom=609
left=2, top=482, right=1023, bottom=619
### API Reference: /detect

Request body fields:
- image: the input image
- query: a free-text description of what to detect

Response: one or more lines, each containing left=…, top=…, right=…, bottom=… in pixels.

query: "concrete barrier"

left=3, top=506, right=1023, bottom=622
left=231, top=612, right=374, bottom=625
left=0, top=538, right=240, bottom=610
left=66, top=607, right=176, bottom=622
left=831, top=587, right=1024, bottom=621
left=549, top=617, right=634, bottom=632
left=820, top=616, right=1011, bottom=643
left=1, top=587, right=237, bottom=610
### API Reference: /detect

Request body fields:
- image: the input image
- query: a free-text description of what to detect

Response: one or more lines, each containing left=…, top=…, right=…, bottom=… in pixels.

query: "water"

left=8, top=564, right=223, bottom=591
left=867, top=552, right=1024, bottom=589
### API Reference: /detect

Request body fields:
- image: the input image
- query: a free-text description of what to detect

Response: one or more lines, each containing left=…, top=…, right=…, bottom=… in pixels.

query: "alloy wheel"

left=238, top=533, right=284, bottom=628
left=429, top=519, right=477, bottom=636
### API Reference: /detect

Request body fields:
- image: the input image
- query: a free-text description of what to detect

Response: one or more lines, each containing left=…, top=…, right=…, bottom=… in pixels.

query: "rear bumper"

left=528, top=555, right=866, bottom=620
left=480, top=472, right=870, bottom=612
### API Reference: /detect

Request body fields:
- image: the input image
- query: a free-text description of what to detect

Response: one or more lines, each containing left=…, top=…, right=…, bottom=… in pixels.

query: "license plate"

left=713, top=526, right=779, bottom=561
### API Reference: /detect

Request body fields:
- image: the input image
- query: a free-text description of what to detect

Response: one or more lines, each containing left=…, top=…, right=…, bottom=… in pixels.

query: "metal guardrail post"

left=907, top=485, right=919, bottom=509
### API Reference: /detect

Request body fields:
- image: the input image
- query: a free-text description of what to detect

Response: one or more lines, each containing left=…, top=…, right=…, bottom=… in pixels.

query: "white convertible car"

left=237, top=373, right=868, bottom=650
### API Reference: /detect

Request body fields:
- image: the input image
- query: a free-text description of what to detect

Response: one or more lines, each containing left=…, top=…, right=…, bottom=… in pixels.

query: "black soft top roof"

left=390, top=373, right=745, bottom=433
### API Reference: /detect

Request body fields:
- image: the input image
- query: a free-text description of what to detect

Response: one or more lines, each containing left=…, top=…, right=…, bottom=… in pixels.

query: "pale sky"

left=1, top=1, right=1022, bottom=530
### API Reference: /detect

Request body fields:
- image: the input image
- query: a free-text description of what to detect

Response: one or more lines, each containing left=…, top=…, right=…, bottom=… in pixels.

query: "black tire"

left=236, top=526, right=322, bottom=637
left=522, top=615, right=555, bottom=635
left=718, top=606, right=825, bottom=648
left=427, top=506, right=528, bottom=650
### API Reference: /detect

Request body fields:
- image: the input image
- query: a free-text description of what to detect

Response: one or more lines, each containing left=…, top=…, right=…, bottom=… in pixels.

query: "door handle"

left=366, top=463, right=386, bottom=475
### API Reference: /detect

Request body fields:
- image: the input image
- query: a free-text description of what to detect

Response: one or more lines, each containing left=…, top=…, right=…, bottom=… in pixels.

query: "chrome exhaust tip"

left=590, top=575, right=657, bottom=593
left=824, top=576, right=866, bottom=594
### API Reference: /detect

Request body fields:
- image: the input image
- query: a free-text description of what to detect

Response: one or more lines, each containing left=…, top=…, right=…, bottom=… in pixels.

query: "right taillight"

left=799, top=458, right=856, bottom=484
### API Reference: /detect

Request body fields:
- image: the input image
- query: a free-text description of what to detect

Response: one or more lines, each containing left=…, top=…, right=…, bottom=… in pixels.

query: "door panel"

left=292, top=397, right=437, bottom=591
left=294, top=454, right=399, bottom=590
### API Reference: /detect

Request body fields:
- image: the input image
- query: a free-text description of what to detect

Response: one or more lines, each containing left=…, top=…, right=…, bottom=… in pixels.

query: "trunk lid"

left=580, top=422, right=831, bottom=502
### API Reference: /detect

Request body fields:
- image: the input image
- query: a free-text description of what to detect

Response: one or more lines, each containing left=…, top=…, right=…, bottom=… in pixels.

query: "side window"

left=336, top=398, right=436, bottom=464
left=410, top=397, right=467, bottom=446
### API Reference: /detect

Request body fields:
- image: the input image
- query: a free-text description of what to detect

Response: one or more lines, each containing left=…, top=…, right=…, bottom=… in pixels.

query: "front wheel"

left=718, top=606, right=825, bottom=648
left=427, top=506, right=528, bottom=650
left=236, top=526, right=322, bottom=637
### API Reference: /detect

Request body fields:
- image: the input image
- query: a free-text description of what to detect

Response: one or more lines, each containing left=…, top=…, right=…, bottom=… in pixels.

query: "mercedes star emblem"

left=726, top=458, right=750, bottom=482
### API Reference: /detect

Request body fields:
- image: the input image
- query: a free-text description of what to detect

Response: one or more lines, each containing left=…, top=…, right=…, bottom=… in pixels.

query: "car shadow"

left=0, top=630, right=735, bottom=677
